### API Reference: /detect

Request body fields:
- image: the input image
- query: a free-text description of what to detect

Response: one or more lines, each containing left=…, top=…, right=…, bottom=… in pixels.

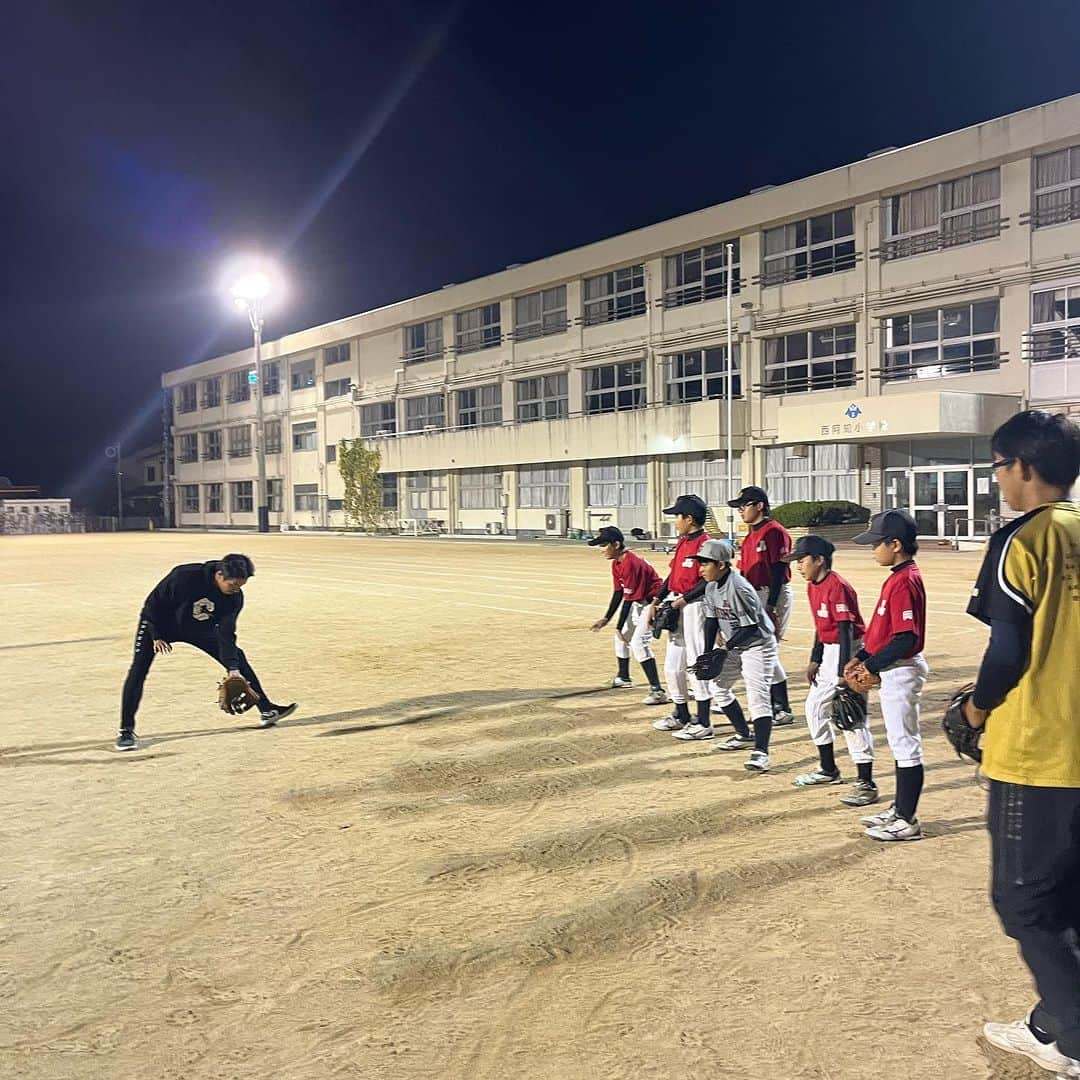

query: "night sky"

left=3, top=0, right=1079, bottom=502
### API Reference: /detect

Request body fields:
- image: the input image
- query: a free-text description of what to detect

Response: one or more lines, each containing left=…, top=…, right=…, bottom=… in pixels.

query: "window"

left=202, top=429, right=222, bottom=461
left=584, top=360, right=646, bottom=414
left=457, top=384, right=502, bottom=428
left=326, top=443, right=337, bottom=463
left=762, top=209, right=855, bottom=285
left=404, top=394, right=446, bottom=432
left=666, top=345, right=741, bottom=403
left=1033, top=146, right=1080, bottom=228
left=291, top=357, right=316, bottom=391
left=324, top=342, right=350, bottom=365
left=181, top=484, right=200, bottom=513
left=177, top=383, right=197, bottom=413
left=1029, top=283, right=1080, bottom=362
left=227, top=370, right=251, bottom=403
left=664, top=243, right=739, bottom=308
left=325, top=377, right=351, bottom=399
left=294, top=483, right=320, bottom=512
left=178, top=433, right=198, bottom=464
left=292, top=420, right=317, bottom=451
left=327, top=498, right=344, bottom=512
left=264, top=420, right=282, bottom=454
left=202, top=377, right=221, bottom=408
left=380, top=473, right=399, bottom=510
left=514, top=286, right=567, bottom=340
left=405, top=472, right=448, bottom=512
left=228, top=426, right=252, bottom=458
left=765, top=444, right=859, bottom=503
left=266, top=479, right=283, bottom=512
left=883, top=169, right=1001, bottom=258
left=361, top=402, right=396, bottom=437
left=403, top=318, right=444, bottom=362
left=231, top=481, right=253, bottom=513
left=205, top=483, right=223, bottom=513
left=145, top=464, right=157, bottom=483
left=882, top=300, right=1001, bottom=382
left=517, top=466, right=570, bottom=508
left=459, top=468, right=503, bottom=509
left=584, top=265, right=646, bottom=325
left=665, top=456, right=741, bottom=509
left=263, top=361, right=281, bottom=396
left=762, top=324, right=857, bottom=395
left=455, top=303, right=501, bottom=354
left=515, top=373, right=568, bottom=422
left=586, top=460, right=647, bottom=506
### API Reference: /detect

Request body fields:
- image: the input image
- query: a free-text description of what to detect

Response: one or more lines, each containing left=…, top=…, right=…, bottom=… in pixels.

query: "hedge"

left=771, top=500, right=871, bottom=528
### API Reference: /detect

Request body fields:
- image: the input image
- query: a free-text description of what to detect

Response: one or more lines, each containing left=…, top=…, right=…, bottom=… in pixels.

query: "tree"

left=337, top=440, right=383, bottom=529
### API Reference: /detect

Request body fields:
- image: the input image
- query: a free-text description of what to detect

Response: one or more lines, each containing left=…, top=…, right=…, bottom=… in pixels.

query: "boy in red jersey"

left=726, top=486, right=795, bottom=724
left=588, top=525, right=668, bottom=703
left=783, top=535, right=877, bottom=805
left=845, top=509, right=929, bottom=842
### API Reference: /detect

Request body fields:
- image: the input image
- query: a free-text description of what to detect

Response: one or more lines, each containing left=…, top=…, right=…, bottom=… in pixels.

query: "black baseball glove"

left=830, top=685, right=867, bottom=732
left=941, top=683, right=982, bottom=764
left=689, top=647, right=728, bottom=681
left=651, top=601, right=680, bottom=639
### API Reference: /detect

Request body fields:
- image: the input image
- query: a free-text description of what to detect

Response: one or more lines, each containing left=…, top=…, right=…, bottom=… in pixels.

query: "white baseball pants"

left=662, top=596, right=710, bottom=704
left=613, top=601, right=655, bottom=663
left=756, top=582, right=792, bottom=685
left=878, top=654, right=929, bottom=768
left=804, top=641, right=874, bottom=764
left=708, top=638, right=777, bottom=720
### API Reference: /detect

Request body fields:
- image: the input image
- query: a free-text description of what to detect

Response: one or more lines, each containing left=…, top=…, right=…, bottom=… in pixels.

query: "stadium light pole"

left=230, top=267, right=275, bottom=534
left=725, top=242, right=735, bottom=541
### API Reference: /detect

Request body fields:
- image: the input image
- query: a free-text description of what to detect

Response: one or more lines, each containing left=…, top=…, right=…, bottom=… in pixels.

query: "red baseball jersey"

left=863, top=561, right=926, bottom=656
left=613, top=550, right=663, bottom=603
left=667, top=530, right=710, bottom=593
left=737, top=519, right=793, bottom=588
left=807, top=571, right=866, bottom=644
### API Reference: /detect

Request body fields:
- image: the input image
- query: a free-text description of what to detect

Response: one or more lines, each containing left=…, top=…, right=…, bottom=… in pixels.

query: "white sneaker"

left=672, top=723, right=714, bottom=741
left=745, top=750, right=770, bottom=772
left=710, top=700, right=726, bottom=714
left=610, top=676, right=634, bottom=689
left=860, top=803, right=898, bottom=828
left=653, top=714, right=684, bottom=731
left=642, top=689, right=670, bottom=706
left=773, top=709, right=795, bottom=726
left=865, top=816, right=922, bottom=841
left=713, top=733, right=755, bottom=752
left=793, top=770, right=842, bottom=787
left=983, top=1017, right=1074, bottom=1072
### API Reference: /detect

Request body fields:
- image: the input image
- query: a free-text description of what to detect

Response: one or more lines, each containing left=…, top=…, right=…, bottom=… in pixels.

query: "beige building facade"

left=163, top=94, right=1080, bottom=538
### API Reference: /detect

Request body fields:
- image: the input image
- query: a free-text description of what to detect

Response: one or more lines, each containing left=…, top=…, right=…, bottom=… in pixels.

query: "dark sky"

left=2, top=0, right=1079, bottom=499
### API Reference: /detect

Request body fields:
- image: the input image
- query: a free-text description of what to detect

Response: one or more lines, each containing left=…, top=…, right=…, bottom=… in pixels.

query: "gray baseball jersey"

left=702, top=570, right=776, bottom=648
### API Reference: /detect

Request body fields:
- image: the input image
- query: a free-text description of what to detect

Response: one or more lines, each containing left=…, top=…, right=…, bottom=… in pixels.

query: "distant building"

left=0, top=497, right=74, bottom=534
left=117, top=442, right=165, bottom=523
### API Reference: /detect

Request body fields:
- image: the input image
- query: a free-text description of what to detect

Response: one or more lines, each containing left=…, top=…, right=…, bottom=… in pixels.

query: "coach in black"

left=116, top=553, right=295, bottom=750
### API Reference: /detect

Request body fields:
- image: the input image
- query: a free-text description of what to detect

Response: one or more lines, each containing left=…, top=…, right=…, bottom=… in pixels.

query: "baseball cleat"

left=860, top=803, right=898, bottom=828
left=745, top=750, right=770, bottom=772
left=982, top=1017, right=1075, bottom=1073
left=772, top=709, right=795, bottom=726
left=115, top=731, right=138, bottom=751
left=641, top=688, right=670, bottom=706
left=840, top=780, right=880, bottom=807
left=672, top=723, right=714, bottom=741
left=865, top=816, right=922, bottom=841
left=793, top=769, right=842, bottom=787
left=652, top=713, right=685, bottom=731
left=259, top=702, right=297, bottom=728
left=610, top=676, right=634, bottom=689
left=713, top=733, right=755, bottom=752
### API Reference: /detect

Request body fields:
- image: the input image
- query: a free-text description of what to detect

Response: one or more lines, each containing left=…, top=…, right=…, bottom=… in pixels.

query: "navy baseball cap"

left=587, top=525, right=624, bottom=546
left=852, top=509, right=918, bottom=547
left=662, top=493, right=707, bottom=519
left=782, top=535, right=836, bottom=562
left=726, top=485, right=769, bottom=508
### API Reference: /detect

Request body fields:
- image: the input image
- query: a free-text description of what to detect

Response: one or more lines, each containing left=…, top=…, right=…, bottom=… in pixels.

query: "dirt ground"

left=0, top=532, right=1053, bottom=1080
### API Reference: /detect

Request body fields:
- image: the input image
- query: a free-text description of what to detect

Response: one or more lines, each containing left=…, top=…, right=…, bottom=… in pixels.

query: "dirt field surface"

left=0, top=533, right=1053, bottom=1080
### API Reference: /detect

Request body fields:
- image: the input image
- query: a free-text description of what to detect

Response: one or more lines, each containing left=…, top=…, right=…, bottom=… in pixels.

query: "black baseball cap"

left=852, top=509, right=918, bottom=547
left=662, top=493, right=707, bottom=519
left=726, top=485, right=769, bottom=508
left=782, top=535, right=835, bottom=562
left=587, top=525, right=625, bottom=546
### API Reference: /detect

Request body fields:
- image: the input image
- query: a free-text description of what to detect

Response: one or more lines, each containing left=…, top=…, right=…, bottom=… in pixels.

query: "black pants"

left=988, top=779, right=1080, bottom=1059
left=120, top=619, right=269, bottom=732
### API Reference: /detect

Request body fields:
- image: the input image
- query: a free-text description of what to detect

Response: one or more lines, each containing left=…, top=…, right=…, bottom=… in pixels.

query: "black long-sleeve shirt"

left=972, top=619, right=1031, bottom=711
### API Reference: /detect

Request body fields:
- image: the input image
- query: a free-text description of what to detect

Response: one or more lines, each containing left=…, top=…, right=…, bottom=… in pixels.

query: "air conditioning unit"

left=659, top=522, right=673, bottom=538
left=485, top=521, right=504, bottom=535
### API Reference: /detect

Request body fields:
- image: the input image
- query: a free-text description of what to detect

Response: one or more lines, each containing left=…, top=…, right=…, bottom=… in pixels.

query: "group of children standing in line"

left=589, top=486, right=929, bottom=843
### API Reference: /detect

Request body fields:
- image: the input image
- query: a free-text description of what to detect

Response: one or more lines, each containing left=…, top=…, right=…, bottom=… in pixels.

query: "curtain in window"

left=896, top=185, right=938, bottom=232
left=1037, top=150, right=1070, bottom=189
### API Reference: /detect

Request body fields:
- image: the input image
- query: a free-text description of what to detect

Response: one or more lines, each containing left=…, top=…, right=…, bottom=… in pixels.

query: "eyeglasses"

left=988, top=457, right=1016, bottom=472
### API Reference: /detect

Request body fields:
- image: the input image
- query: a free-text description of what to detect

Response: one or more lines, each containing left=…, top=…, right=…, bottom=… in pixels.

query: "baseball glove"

left=842, top=661, right=880, bottom=694
left=218, top=674, right=260, bottom=715
left=651, top=601, right=680, bottom=639
left=689, top=647, right=729, bottom=681
left=830, top=685, right=868, bottom=731
left=941, top=683, right=981, bottom=764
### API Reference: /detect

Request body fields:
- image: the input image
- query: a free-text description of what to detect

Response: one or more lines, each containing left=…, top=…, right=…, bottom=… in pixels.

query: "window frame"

left=205, top=483, right=223, bottom=514
left=231, top=480, right=254, bottom=513
left=360, top=402, right=397, bottom=437
left=227, top=370, right=251, bottom=403
left=881, top=300, right=1001, bottom=382
left=291, top=420, right=318, bottom=452
left=454, top=303, right=502, bottom=354
left=201, top=429, right=223, bottom=461
left=404, top=393, right=446, bottom=432
left=514, top=286, right=568, bottom=340
left=264, top=419, right=282, bottom=454
left=883, top=169, right=1002, bottom=259
left=324, top=376, right=351, bottom=400
left=180, top=484, right=200, bottom=513
left=457, top=383, right=503, bottom=428
left=201, top=377, right=221, bottom=409
left=262, top=361, right=281, bottom=396
left=178, top=433, right=198, bottom=464
left=762, top=324, right=857, bottom=396
left=403, top=318, right=444, bottom=362
left=458, top=468, right=503, bottom=509
left=762, top=209, right=855, bottom=286
left=665, top=345, right=742, bottom=403
left=663, top=242, right=740, bottom=308
left=583, top=360, right=646, bottom=415
left=323, top=342, right=351, bottom=366
left=227, top=425, right=252, bottom=458
left=177, top=383, right=198, bottom=413
left=514, top=372, right=568, bottom=423
left=290, top=357, right=316, bottom=391
left=516, top=466, right=570, bottom=509
left=583, top=265, right=646, bottom=326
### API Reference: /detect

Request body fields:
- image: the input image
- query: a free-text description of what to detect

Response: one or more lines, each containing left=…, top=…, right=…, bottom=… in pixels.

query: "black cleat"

left=259, top=702, right=297, bottom=728
left=115, top=731, right=138, bottom=751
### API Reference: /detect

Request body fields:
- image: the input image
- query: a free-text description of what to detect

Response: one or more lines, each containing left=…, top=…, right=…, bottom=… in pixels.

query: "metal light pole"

left=725, top=242, right=735, bottom=541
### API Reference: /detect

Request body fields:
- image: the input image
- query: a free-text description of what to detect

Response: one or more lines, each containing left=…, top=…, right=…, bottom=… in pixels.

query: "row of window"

left=175, top=359, right=352, bottom=415
left=175, top=420, right=341, bottom=464
left=179, top=480, right=346, bottom=515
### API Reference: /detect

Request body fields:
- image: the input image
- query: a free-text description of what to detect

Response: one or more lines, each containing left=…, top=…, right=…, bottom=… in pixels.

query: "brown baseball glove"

left=218, top=674, right=260, bottom=714
left=842, top=661, right=880, bottom=694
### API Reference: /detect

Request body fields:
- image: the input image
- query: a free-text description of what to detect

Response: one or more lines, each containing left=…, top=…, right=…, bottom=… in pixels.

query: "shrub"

left=772, top=500, right=870, bottom=528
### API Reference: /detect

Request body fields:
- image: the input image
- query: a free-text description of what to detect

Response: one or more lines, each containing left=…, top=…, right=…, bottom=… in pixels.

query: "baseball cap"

left=782, top=535, right=836, bottom=562
left=692, top=538, right=735, bottom=563
left=661, top=493, right=707, bottom=519
left=587, top=525, right=624, bottom=546
left=726, top=485, right=769, bottom=508
left=852, top=509, right=918, bottom=547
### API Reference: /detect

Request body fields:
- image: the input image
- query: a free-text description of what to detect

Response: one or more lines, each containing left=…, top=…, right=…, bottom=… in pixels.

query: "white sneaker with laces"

left=653, top=714, right=684, bottom=731
left=745, top=750, right=770, bottom=772
left=865, top=815, right=922, bottom=841
left=713, top=733, right=755, bottom=752
left=642, top=689, right=670, bottom=706
left=793, top=770, right=842, bottom=787
left=982, top=1017, right=1074, bottom=1073
left=860, top=803, right=898, bottom=828
left=672, top=723, right=714, bottom=741
left=772, top=709, right=795, bottom=726
left=610, top=676, right=634, bottom=689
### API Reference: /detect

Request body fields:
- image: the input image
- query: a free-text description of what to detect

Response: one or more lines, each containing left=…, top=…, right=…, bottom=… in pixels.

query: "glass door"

left=942, top=469, right=971, bottom=538
left=911, top=470, right=940, bottom=537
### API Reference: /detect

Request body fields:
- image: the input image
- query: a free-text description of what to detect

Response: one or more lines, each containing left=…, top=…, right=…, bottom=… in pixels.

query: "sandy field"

left=0, top=532, right=1052, bottom=1079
